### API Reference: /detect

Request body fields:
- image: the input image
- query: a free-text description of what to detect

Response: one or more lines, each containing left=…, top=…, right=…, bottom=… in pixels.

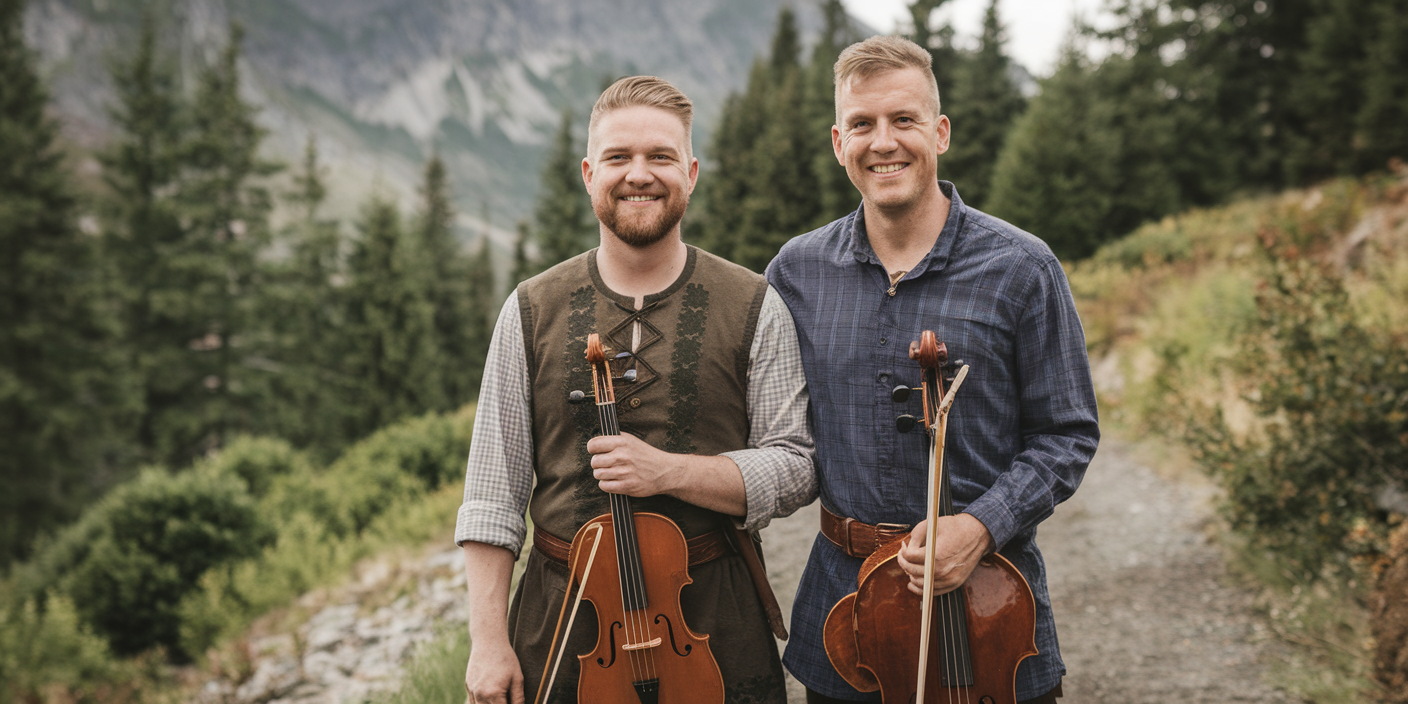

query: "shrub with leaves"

left=5, top=465, right=273, bottom=661
left=1184, top=201, right=1408, bottom=580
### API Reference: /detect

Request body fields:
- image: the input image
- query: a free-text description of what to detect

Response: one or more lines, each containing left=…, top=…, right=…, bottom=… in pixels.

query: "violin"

left=821, top=331, right=1037, bottom=703
left=535, top=333, right=724, bottom=704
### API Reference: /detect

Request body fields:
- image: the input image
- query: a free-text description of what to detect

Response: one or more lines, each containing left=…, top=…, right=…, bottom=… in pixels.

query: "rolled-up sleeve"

left=454, top=291, right=535, bottom=556
left=721, top=286, right=818, bottom=531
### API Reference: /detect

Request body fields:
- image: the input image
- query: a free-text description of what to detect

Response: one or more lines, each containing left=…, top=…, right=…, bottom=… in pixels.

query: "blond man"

left=766, top=37, right=1098, bottom=703
left=458, top=76, right=814, bottom=704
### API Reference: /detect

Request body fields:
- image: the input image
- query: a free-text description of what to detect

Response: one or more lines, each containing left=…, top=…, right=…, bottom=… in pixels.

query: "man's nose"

left=626, top=156, right=655, bottom=186
left=871, top=121, right=899, bottom=153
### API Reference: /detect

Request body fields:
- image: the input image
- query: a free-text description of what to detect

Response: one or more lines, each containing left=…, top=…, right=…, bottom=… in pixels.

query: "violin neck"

left=597, top=401, right=651, bottom=612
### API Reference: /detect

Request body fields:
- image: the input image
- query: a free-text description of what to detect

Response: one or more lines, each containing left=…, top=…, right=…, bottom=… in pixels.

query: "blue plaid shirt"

left=766, top=182, right=1099, bottom=701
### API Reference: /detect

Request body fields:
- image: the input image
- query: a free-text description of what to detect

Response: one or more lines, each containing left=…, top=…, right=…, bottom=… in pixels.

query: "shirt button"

left=878, top=372, right=890, bottom=383
left=880, top=337, right=888, bottom=346
left=628, top=397, right=642, bottom=409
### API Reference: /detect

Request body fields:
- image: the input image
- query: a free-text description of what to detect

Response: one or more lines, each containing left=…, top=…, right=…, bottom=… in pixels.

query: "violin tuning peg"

left=896, top=414, right=917, bottom=433
left=621, top=369, right=638, bottom=383
left=943, top=359, right=966, bottom=381
left=891, top=385, right=912, bottom=403
left=568, top=390, right=587, bottom=404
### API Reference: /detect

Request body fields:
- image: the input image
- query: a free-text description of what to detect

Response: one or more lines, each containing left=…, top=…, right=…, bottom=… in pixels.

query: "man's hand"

left=895, top=513, right=994, bottom=596
left=587, top=433, right=680, bottom=497
left=464, top=638, right=525, bottom=704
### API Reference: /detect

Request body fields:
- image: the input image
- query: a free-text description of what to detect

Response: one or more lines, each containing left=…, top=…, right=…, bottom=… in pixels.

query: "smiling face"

left=833, top=67, right=951, bottom=214
left=583, top=105, right=699, bottom=248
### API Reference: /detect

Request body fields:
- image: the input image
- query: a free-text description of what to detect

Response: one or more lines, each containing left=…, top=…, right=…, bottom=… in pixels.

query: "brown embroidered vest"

left=516, top=245, right=768, bottom=542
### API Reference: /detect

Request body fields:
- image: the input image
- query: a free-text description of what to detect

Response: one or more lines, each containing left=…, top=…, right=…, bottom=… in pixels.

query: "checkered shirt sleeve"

left=454, top=291, right=533, bottom=555
left=722, top=286, right=817, bottom=531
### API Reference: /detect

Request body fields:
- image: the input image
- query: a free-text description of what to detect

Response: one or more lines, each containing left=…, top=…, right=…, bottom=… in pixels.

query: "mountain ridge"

left=23, top=0, right=864, bottom=248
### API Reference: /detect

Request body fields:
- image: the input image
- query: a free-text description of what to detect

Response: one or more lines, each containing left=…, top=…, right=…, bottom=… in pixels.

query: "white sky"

left=839, top=0, right=1110, bottom=77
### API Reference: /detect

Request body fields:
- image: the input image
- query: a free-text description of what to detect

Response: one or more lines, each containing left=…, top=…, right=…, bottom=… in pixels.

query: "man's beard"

left=593, top=188, right=689, bottom=248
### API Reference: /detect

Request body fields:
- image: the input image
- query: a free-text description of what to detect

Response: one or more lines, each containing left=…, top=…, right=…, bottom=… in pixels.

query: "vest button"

left=629, top=397, right=642, bottom=409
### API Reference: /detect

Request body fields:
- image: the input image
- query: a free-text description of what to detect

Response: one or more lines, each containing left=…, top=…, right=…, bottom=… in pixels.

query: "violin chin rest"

left=823, top=592, right=881, bottom=692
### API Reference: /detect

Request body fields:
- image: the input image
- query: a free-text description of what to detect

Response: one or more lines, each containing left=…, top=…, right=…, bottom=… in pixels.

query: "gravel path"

left=759, top=436, right=1293, bottom=703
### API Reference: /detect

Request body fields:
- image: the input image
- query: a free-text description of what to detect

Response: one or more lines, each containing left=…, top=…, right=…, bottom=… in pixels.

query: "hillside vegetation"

left=1071, top=168, right=1408, bottom=701
left=0, top=407, right=474, bottom=703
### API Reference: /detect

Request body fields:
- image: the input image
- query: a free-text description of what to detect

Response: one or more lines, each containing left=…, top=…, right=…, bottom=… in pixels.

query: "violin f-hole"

left=655, top=613, right=694, bottom=657
left=597, top=621, right=623, bottom=668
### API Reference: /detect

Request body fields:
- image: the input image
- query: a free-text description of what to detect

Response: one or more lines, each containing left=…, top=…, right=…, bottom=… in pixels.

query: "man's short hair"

left=588, top=75, right=694, bottom=158
left=833, top=35, right=942, bottom=123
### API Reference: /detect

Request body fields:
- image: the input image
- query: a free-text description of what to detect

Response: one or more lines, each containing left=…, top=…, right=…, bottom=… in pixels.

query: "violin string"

left=599, top=402, right=646, bottom=688
left=601, top=399, right=657, bottom=686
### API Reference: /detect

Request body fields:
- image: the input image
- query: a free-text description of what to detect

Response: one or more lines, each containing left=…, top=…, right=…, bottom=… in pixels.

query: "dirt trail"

left=759, top=436, right=1292, bottom=703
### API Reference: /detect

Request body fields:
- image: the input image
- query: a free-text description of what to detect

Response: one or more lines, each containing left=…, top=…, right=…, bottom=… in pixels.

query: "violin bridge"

left=621, top=636, right=663, bottom=651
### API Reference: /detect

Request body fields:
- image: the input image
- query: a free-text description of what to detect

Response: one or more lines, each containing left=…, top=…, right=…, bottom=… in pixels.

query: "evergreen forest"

left=2, top=0, right=1407, bottom=700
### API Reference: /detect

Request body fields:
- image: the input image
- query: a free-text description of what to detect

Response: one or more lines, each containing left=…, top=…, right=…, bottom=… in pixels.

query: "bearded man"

left=766, top=37, right=1099, bottom=703
left=458, top=76, right=814, bottom=704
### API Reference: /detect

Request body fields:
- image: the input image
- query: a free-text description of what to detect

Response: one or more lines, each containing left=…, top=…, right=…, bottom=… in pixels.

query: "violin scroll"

left=908, top=331, right=947, bottom=370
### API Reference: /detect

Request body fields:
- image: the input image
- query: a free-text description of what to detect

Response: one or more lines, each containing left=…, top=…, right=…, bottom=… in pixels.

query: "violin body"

left=565, top=510, right=724, bottom=704
left=822, top=331, right=1038, bottom=704
left=824, top=535, right=1037, bottom=704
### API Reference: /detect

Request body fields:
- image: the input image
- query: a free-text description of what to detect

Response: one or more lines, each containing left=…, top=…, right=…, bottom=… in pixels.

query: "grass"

left=371, top=627, right=472, bottom=704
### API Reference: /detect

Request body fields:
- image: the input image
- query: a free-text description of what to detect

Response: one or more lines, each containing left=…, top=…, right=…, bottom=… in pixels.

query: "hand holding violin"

left=895, top=514, right=993, bottom=596
left=585, top=433, right=747, bottom=517
left=586, top=433, right=681, bottom=497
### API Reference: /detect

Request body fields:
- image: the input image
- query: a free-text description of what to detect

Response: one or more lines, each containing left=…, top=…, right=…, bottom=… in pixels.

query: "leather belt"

left=820, top=505, right=912, bottom=559
left=532, top=525, right=733, bottom=567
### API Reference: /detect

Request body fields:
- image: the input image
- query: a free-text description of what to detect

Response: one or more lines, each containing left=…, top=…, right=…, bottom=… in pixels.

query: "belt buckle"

left=875, top=522, right=912, bottom=544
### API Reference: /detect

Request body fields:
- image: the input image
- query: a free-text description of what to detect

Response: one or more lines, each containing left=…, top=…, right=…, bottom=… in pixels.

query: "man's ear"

left=935, top=115, right=951, bottom=156
left=581, top=157, right=593, bottom=192
left=832, top=125, right=844, bottom=166
left=686, top=157, right=699, bottom=195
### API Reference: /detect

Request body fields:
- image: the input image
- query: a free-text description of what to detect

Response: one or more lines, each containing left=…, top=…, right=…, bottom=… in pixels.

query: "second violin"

left=822, top=331, right=1037, bottom=704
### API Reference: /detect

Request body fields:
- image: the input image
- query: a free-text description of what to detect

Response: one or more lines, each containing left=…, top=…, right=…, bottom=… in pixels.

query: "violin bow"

left=536, top=522, right=606, bottom=704
left=912, top=330, right=969, bottom=704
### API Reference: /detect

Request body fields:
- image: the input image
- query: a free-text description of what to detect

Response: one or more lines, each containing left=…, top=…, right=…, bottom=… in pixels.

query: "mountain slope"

left=23, top=0, right=856, bottom=245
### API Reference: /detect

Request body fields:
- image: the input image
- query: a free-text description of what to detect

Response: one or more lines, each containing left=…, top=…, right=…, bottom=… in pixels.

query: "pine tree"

left=1284, top=1, right=1376, bottom=183
left=939, top=0, right=1025, bottom=210
left=345, top=195, right=445, bottom=435
left=464, top=235, right=498, bottom=390
left=0, top=0, right=131, bottom=563
left=531, top=109, right=594, bottom=272
left=731, top=7, right=819, bottom=271
left=147, top=22, right=282, bottom=463
left=805, top=0, right=860, bottom=228
left=986, top=52, right=1128, bottom=260
left=414, top=155, right=479, bottom=407
left=512, top=219, right=533, bottom=285
left=907, top=0, right=963, bottom=97
left=263, top=137, right=353, bottom=457
left=1353, top=0, right=1408, bottom=173
left=100, top=8, right=189, bottom=464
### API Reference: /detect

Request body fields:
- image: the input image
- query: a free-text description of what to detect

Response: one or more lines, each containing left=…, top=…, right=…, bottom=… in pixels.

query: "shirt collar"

left=844, top=180, right=967, bottom=277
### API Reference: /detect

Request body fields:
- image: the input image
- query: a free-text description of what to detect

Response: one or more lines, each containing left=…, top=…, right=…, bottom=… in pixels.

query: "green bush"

left=60, top=467, right=273, bottom=657
left=1184, top=210, right=1408, bottom=579
left=0, top=594, right=120, bottom=701
left=208, top=436, right=311, bottom=497
left=2, top=406, right=474, bottom=680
